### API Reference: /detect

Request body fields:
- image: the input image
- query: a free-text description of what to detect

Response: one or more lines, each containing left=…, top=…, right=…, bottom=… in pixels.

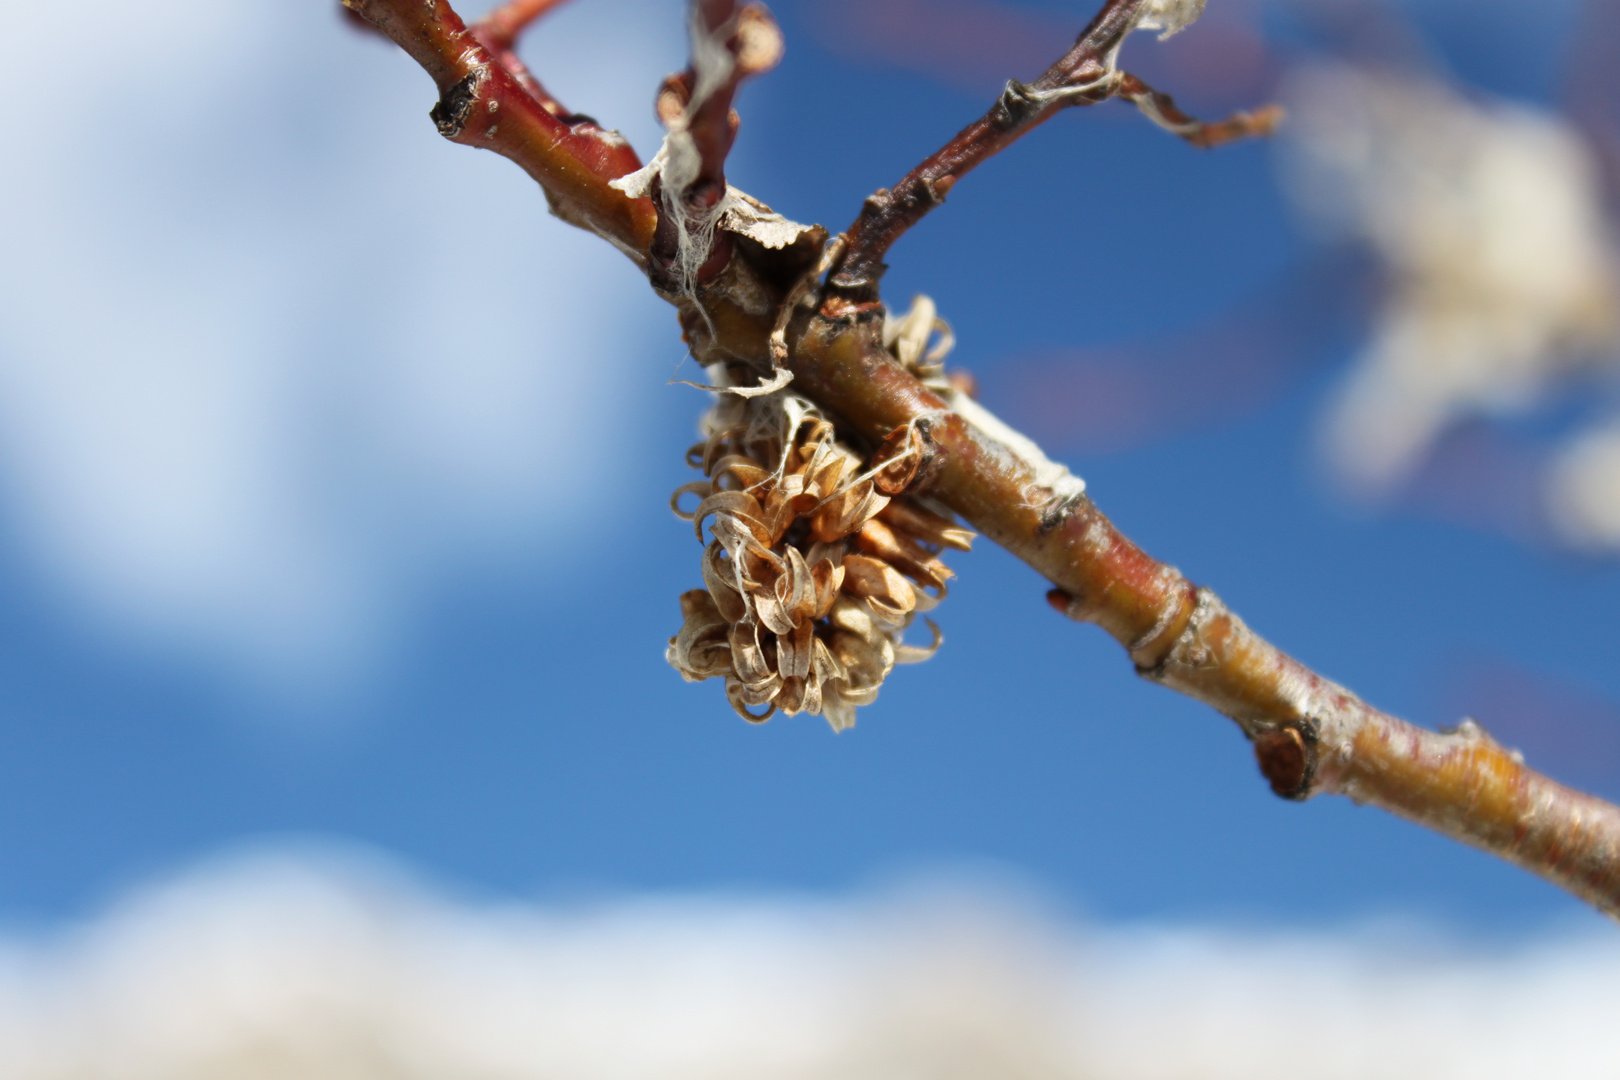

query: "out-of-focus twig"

left=477, top=0, right=572, bottom=52
left=826, top=0, right=1278, bottom=299
left=1116, top=70, right=1281, bottom=147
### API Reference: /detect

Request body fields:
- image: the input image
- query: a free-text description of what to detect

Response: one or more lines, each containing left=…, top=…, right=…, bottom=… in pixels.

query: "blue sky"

left=0, top=0, right=1615, bottom=940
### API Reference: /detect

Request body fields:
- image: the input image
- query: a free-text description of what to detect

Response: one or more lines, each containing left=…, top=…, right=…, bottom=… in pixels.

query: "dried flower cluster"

left=666, top=309, right=973, bottom=730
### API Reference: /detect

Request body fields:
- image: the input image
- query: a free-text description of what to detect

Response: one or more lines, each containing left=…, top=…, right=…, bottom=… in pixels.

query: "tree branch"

left=776, top=312, right=1620, bottom=918
left=477, top=0, right=572, bottom=53
left=470, top=0, right=575, bottom=117
left=348, top=0, right=1620, bottom=919
left=342, top=0, right=656, bottom=260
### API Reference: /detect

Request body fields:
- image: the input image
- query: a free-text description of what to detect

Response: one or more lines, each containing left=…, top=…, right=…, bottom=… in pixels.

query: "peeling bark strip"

left=346, top=0, right=1620, bottom=919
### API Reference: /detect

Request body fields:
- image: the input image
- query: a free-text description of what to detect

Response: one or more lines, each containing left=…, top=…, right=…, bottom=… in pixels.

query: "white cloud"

left=0, top=0, right=682, bottom=692
left=0, top=848, right=1616, bottom=1080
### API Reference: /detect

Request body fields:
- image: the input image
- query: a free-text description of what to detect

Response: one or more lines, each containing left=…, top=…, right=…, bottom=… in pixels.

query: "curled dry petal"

left=726, top=678, right=776, bottom=723
left=776, top=619, right=814, bottom=680
left=870, top=423, right=926, bottom=497
left=796, top=673, right=822, bottom=716
left=671, top=481, right=713, bottom=521
left=893, top=619, right=943, bottom=665
left=729, top=616, right=774, bottom=687
left=830, top=630, right=893, bottom=694
left=855, top=518, right=953, bottom=589
left=841, top=554, right=917, bottom=623
left=667, top=388, right=973, bottom=731
left=810, top=558, right=845, bottom=619
left=910, top=580, right=944, bottom=614
left=810, top=482, right=890, bottom=543
left=702, top=540, right=749, bottom=623
left=778, top=546, right=817, bottom=624
left=877, top=499, right=974, bottom=552
left=668, top=590, right=733, bottom=682
left=777, top=675, right=809, bottom=715
left=753, top=592, right=796, bottom=636
left=827, top=594, right=874, bottom=637
left=694, top=490, right=769, bottom=545
left=811, top=635, right=844, bottom=683
left=804, top=539, right=846, bottom=567
left=710, top=454, right=770, bottom=491
left=821, top=684, right=857, bottom=733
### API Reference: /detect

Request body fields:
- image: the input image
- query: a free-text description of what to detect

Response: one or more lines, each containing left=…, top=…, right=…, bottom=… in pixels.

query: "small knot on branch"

left=1254, top=724, right=1316, bottom=800
left=431, top=70, right=483, bottom=137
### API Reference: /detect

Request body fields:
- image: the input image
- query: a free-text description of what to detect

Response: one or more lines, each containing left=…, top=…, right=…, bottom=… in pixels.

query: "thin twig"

left=1116, top=71, right=1284, bottom=148
left=826, top=0, right=1145, bottom=298
left=477, top=0, right=572, bottom=52
left=645, top=0, right=785, bottom=286
left=827, top=0, right=1278, bottom=298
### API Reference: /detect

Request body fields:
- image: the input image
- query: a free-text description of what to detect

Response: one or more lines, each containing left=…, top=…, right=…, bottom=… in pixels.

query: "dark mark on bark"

left=1037, top=491, right=1086, bottom=534
left=992, top=80, right=1044, bottom=129
left=431, top=72, right=481, bottom=138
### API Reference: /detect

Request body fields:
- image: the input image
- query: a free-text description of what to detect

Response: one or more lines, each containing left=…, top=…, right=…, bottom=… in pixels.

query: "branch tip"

left=1118, top=72, right=1283, bottom=148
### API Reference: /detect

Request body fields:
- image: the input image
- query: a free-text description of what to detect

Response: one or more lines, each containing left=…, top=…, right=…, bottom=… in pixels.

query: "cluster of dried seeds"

left=666, top=387, right=972, bottom=731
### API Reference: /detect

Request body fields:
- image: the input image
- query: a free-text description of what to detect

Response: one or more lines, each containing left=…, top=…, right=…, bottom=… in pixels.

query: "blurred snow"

left=0, top=848, right=1616, bottom=1080
left=0, top=0, right=678, bottom=693
left=1281, top=62, right=1620, bottom=503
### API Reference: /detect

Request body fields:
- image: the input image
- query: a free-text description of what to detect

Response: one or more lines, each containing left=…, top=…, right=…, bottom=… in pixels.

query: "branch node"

left=1254, top=725, right=1316, bottom=800
left=1037, top=492, right=1086, bottom=534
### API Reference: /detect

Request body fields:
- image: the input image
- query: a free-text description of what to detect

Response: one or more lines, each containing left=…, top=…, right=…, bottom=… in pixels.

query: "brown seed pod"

left=667, top=385, right=971, bottom=731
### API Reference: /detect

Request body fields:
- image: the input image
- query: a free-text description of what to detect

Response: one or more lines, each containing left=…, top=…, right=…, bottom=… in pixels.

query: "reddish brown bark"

left=342, top=0, right=655, bottom=258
